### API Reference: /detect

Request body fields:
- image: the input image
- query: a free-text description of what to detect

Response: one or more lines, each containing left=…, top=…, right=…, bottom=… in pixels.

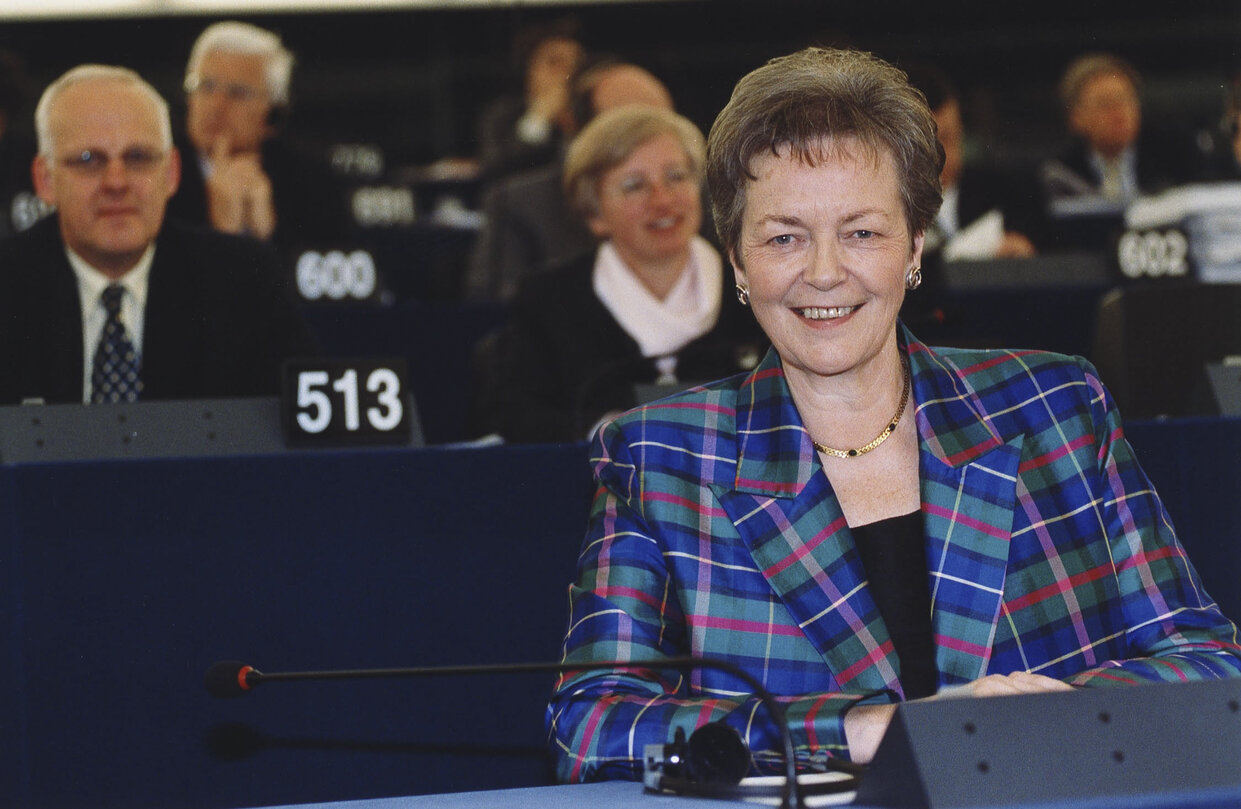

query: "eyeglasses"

left=609, top=167, right=697, bottom=199
left=56, top=147, right=166, bottom=175
left=184, top=75, right=266, bottom=103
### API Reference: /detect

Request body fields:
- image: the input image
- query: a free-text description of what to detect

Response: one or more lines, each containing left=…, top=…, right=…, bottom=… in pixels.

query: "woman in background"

left=472, top=104, right=765, bottom=443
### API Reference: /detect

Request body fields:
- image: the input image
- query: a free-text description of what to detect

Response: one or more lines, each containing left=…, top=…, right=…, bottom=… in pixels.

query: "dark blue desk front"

left=1125, top=417, right=1241, bottom=624
left=1, top=420, right=1238, bottom=809
left=0, top=443, right=592, bottom=809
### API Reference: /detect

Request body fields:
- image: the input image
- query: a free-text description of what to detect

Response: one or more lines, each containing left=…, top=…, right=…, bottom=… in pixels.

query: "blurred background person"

left=0, top=64, right=314, bottom=406
left=906, top=61, right=1042, bottom=262
left=168, top=20, right=349, bottom=258
left=0, top=48, right=43, bottom=238
left=900, top=62, right=1047, bottom=341
left=1196, top=68, right=1241, bottom=181
left=470, top=105, right=764, bottom=443
left=1039, top=52, right=1198, bottom=203
left=476, top=17, right=583, bottom=184
left=465, top=58, right=676, bottom=302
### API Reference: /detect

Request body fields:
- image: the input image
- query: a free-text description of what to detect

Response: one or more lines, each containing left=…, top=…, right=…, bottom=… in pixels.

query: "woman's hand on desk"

left=843, top=703, right=899, bottom=765
left=933, top=671, right=1074, bottom=699
left=844, top=672, right=1073, bottom=764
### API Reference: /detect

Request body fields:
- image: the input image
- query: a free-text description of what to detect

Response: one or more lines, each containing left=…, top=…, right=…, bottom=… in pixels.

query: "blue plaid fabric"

left=547, top=326, right=1241, bottom=782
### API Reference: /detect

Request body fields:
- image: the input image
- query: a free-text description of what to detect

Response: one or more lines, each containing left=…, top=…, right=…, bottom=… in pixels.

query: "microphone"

left=204, top=655, right=860, bottom=808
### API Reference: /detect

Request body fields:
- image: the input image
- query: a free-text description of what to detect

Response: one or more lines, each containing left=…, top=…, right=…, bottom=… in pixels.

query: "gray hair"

left=706, top=47, right=943, bottom=264
left=35, top=64, right=172, bottom=158
left=185, top=21, right=295, bottom=106
left=563, top=104, right=705, bottom=221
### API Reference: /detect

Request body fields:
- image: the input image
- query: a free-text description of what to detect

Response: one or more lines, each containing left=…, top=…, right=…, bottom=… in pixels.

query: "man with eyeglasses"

left=0, top=64, right=314, bottom=406
left=168, top=21, right=348, bottom=257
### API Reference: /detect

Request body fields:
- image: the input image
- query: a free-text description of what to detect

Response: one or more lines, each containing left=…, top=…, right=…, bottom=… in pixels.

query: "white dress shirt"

left=67, top=245, right=155, bottom=404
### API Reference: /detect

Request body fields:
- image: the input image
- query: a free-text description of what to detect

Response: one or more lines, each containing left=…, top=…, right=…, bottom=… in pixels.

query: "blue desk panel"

left=1, top=444, right=591, bottom=809
left=1126, top=417, right=1241, bottom=623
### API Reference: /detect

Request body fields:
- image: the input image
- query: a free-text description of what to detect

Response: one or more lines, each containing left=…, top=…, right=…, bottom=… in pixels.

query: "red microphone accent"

left=237, top=665, right=254, bottom=692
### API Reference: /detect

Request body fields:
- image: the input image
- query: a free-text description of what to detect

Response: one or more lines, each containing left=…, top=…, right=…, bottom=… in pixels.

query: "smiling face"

left=33, top=79, right=180, bottom=278
left=588, top=131, right=701, bottom=281
left=733, top=137, right=922, bottom=387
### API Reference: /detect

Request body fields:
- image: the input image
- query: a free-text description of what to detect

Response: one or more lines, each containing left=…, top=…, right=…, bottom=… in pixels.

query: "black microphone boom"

left=205, top=655, right=820, bottom=808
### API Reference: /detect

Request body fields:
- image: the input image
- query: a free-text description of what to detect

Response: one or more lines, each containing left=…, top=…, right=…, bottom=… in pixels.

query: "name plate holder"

left=1205, top=359, right=1241, bottom=417
left=0, top=398, right=288, bottom=463
left=856, top=677, right=1241, bottom=808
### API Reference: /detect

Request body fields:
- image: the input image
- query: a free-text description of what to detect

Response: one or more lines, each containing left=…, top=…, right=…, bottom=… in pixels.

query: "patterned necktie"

left=90, top=284, right=143, bottom=404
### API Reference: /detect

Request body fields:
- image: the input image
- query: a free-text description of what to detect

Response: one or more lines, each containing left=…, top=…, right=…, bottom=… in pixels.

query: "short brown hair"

left=706, top=47, right=943, bottom=263
left=563, top=104, right=705, bottom=221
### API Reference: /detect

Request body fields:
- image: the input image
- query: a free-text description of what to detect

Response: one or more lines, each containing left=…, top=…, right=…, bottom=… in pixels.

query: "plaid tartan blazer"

left=547, top=327, right=1241, bottom=782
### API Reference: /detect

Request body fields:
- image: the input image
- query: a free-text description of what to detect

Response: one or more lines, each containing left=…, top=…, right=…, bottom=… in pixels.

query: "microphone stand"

left=208, top=655, right=807, bottom=809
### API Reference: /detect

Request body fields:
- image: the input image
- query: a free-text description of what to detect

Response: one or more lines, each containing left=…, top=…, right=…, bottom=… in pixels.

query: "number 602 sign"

left=281, top=359, right=416, bottom=446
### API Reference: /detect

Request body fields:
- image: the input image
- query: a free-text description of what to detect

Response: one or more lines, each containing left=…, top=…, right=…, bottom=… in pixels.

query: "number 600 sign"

left=282, top=359, right=413, bottom=446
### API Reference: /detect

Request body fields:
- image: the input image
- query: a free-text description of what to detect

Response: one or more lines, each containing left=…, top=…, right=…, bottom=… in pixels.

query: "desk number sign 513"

left=282, top=358, right=412, bottom=447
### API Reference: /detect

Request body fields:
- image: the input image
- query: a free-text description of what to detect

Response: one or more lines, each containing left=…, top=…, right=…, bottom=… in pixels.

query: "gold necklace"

left=812, top=356, right=911, bottom=459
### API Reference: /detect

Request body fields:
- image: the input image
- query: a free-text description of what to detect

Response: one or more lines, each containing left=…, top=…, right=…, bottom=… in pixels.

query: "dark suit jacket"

left=1040, top=131, right=1199, bottom=200
left=957, top=162, right=1048, bottom=246
left=476, top=94, right=564, bottom=183
left=1037, top=132, right=1200, bottom=251
left=1196, top=124, right=1241, bottom=182
left=0, top=216, right=317, bottom=405
left=471, top=251, right=768, bottom=443
left=167, top=136, right=352, bottom=261
left=465, top=162, right=594, bottom=302
left=0, top=130, right=37, bottom=240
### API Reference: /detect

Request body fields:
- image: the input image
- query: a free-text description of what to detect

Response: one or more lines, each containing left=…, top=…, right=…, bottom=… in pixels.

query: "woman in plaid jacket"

left=547, top=47, right=1241, bottom=782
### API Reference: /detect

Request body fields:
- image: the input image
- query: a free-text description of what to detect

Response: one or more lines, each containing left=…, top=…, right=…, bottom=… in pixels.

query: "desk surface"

left=273, top=782, right=678, bottom=809
left=259, top=779, right=1241, bottom=809
left=268, top=781, right=847, bottom=809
